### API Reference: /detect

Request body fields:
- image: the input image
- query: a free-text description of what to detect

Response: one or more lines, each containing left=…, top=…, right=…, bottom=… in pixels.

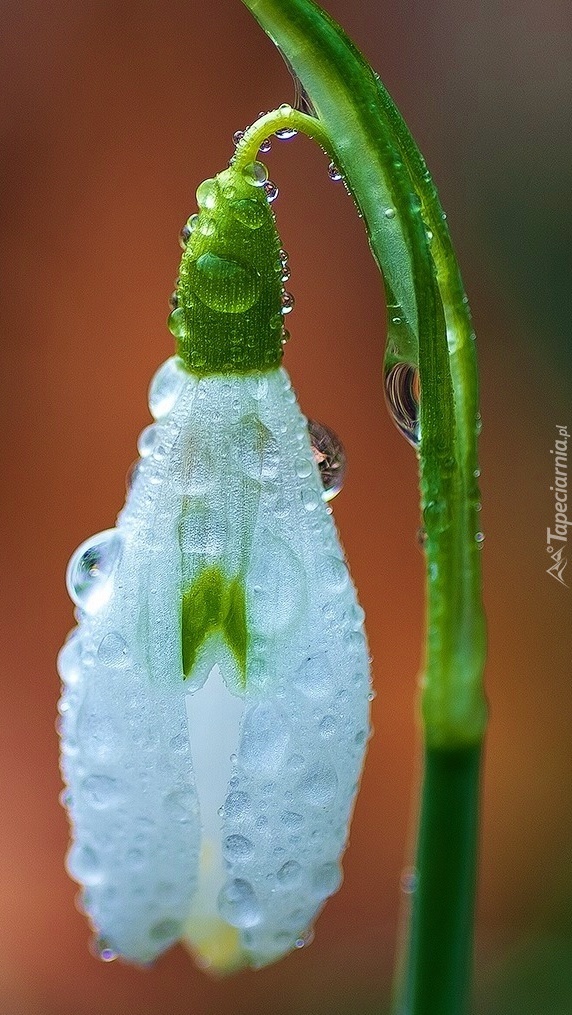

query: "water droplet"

left=148, top=356, right=187, bottom=419
left=258, top=137, right=272, bottom=153
left=242, top=161, right=268, bottom=187
left=224, top=791, right=251, bottom=819
left=293, top=455, right=312, bottom=480
left=198, top=217, right=215, bottom=237
left=297, top=762, right=338, bottom=807
left=264, top=180, right=279, bottom=203
left=308, top=420, right=346, bottom=500
left=327, top=162, right=342, bottom=181
left=97, top=631, right=129, bottom=667
left=277, top=860, right=302, bottom=886
left=281, top=266, right=291, bottom=282
left=301, top=487, right=320, bottom=512
left=218, top=879, right=261, bottom=928
left=311, top=862, right=342, bottom=898
left=401, top=867, right=418, bottom=894
left=384, top=207, right=396, bottom=219
left=281, top=291, right=295, bottom=314
left=223, top=834, right=254, bottom=860
left=473, top=467, right=481, bottom=478
left=239, top=702, right=290, bottom=772
left=66, top=530, right=122, bottom=614
left=426, top=228, right=434, bottom=241
left=66, top=844, right=103, bottom=886
left=167, top=306, right=186, bottom=339
left=57, top=634, right=81, bottom=688
left=187, top=253, right=261, bottom=314
left=168, top=290, right=178, bottom=310
left=137, top=424, right=158, bottom=457
left=179, top=223, right=191, bottom=249
left=293, top=653, right=334, bottom=699
left=279, top=248, right=289, bottom=267
left=96, top=938, right=118, bottom=962
left=232, top=129, right=245, bottom=146
left=196, top=178, right=218, bottom=210
left=275, top=123, right=297, bottom=140
left=384, top=362, right=420, bottom=446
left=82, top=774, right=122, bottom=809
left=416, top=526, right=428, bottom=549
left=475, top=531, right=485, bottom=545
left=229, top=198, right=266, bottom=230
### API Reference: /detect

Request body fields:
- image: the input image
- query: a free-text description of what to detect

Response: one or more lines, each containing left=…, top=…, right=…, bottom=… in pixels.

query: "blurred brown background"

left=1, top=1, right=571, bottom=1013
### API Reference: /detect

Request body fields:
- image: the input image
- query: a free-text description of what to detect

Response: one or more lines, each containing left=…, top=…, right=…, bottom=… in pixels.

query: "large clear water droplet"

left=229, top=198, right=266, bottom=230
left=384, top=362, right=420, bottom=446
left=195, top=178, right=218, bottom=210
left=242, top=161, right=268, bottom=187
left=66, top=530, right=122, bottom=614
left=187, top=253, right=261, bottom=314
left=308, top=420, right=346, bottom=501
left=218, top=879, right=262, bottom=928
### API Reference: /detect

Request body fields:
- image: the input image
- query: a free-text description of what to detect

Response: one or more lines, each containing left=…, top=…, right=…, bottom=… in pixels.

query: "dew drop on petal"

left=66, top=530, right=122, bottom=614
left=277, top=860, right=302, bottom=886
left=218, top=879, right=262, bottom=928
left=148, top=357, right=187, bottom=419
left=97, top=631, right=129, bottom=668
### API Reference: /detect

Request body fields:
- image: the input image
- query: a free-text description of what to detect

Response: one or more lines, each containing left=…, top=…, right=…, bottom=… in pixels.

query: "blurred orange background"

left=1, top=1, right=570, bottom=1013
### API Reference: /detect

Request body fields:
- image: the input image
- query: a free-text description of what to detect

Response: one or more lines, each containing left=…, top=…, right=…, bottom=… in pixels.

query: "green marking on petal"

left=223, top=576, right=247, bottom=683
left=181, top=566, right=247, bottom=688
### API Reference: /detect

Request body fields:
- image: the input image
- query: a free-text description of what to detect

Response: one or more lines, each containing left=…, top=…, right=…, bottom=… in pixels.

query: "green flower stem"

left=232, top=106, right=333, bottom=170
left=241, top=0, right=488, bottom=1012
left=397, top=745, right=482, bottom=1015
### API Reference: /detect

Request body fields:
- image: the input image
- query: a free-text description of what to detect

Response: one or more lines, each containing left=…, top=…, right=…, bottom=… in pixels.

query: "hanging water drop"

left=232, top=129, right=245, bottom=146
left=327, top=162, right=342, bottom=181
left=281, top=291, right=295, bottom=314
left=384, top=362, right=420, bottom=447
left=179, top=223, right=191, bottom=249
left=168, top=290, right=178, bottom=310
left=258, top=137, right=272, bottom=153
left=66, top=530, right=122, bottom=614
left=264, top=180, right=279, bottom=203
left=308, top=420, right=347, bottom=501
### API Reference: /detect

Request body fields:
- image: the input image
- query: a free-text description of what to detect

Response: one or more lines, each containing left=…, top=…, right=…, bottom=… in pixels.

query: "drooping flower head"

left=58, top=154, right=371, bottom=972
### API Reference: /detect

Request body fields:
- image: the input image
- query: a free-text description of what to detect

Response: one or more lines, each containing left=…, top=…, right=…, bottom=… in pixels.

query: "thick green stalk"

left=396, top=746, right=482, bottom=1015
left=240, top=1, right=487, bottom=1012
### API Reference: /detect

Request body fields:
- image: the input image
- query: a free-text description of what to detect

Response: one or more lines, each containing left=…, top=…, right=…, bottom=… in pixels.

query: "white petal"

left=59, top=361, right=371, bottom=971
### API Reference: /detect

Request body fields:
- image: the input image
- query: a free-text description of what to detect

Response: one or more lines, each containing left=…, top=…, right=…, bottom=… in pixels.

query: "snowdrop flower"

left=58, top=161, right=371, bottom=972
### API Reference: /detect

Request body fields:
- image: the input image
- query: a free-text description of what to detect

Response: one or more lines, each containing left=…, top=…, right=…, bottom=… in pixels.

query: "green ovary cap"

left=170, top=166, right=284, bottom=374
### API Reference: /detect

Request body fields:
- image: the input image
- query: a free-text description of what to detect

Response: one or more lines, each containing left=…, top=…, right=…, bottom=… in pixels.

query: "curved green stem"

left=240, top=1, right=488, bottom=1012
left=232, top=106, right=332, bottom=170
